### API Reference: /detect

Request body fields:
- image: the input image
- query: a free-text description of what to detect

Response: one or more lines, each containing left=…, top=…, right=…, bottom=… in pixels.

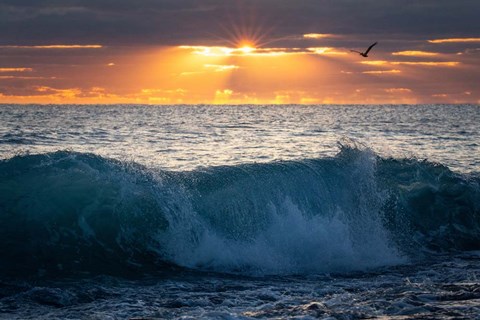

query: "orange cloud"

left=214, top=89, right=234, bottom=104
left=0, top=86, right=191, bottom=104
left=179, top=45, right=295, bottom=57
left=362, top=69, right=401, bottom=74
left=385, top=88, right=412, bottom=93
left=360, top=60, right=390, bottom=66
left=204, top=64, right=240, bottom=72
left=35, top=86, right=81, bottom=98
left=179, top=45, right=235, bottom=57
left=179, top=45, right=348, bottom=57
left=361, top=61, right=460, bottom=67
left=307, top=47, right=347, bottom=55
left=303, top=33, right=336, bottom=39
left=0, top=67, right=33, bottom=72
left=0, top=86, right=86, bottom=103
left=141, top=88, right=186, bottom=95
left=272, top=90, right=312, bottom=104
left=392, top=61, right=460, bottom=67
left=1, top=42, right=477, bottom=105
left=0, top=76, right=55, bottom=80
left=392, top=51, right=439, bottom=57
left=0, top=45, right=103, bottom=49
left=428, top=38, right=480, bottom=43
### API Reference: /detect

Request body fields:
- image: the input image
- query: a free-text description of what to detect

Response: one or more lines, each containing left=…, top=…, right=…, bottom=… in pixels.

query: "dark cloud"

left=0, top=0, right=479, bottom=46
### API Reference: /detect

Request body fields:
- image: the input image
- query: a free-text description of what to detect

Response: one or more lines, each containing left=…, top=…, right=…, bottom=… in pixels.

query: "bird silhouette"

left=350, top=42, right=378, bottom=57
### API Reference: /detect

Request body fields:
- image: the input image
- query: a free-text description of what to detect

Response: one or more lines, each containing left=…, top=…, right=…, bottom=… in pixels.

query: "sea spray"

left=1, top=147, right=479, bottom=277
left=163, top=145, right=404, bottom=274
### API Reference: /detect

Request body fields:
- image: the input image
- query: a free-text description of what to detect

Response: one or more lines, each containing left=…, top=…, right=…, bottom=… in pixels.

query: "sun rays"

left=1, top=21, right=478, bottom=104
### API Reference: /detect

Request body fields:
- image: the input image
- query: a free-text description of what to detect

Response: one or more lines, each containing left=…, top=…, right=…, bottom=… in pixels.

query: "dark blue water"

left=0, top=104, right=479, bottom=319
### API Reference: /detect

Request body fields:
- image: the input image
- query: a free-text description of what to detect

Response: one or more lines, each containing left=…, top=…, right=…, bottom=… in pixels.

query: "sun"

left=239, top=45, right=255, bottom=55
left=238, top=41, right=256, bottom=55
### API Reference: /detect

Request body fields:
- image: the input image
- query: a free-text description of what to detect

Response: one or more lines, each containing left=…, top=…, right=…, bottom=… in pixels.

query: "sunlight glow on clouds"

left=359, top=60, right=389, bottom=66
left=179, top=45, right=347, bottom=57
left=35, top=86, right=81, bottom=98
left=179, top=45, right=302, bottom=56
left=0, top=68, right=33, bottom=72
left=0, top=76, right=55, bottom=80
left=385, top=88, right=412, bottom=93
left=303, top=33, right=336, bottom=39
left=204, top=64, right=240, bottom=72
left=362, top=69, right=402, bottom=74
left=179, top=46, right=235, bottom=57
left=428, top=38, right=480, bottom=43
left=361, top=61, right=460, bottom=67
left=214, top=89, right=234, bottom=104
left=392, top=61, right=460, bottom=67
left=392, top=51, right=439, bottom=57
left=307, top=47, right=347, bottom=55
left=0, top=0, right=478, bottom=105
left=0, top=45, right=103, bottom=49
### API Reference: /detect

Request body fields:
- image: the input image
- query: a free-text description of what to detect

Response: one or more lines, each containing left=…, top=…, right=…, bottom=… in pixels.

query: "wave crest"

left=0, top=148, right=479, bottom=277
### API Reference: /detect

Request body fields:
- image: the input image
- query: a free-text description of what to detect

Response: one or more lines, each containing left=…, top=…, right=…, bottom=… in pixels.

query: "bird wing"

left=364, top=42, right=378, bottom=55
left=350, top=50, right=362, bottom=54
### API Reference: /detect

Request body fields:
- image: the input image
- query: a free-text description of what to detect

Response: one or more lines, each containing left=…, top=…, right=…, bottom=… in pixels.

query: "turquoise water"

left=0, top=104, right=479, bottom=319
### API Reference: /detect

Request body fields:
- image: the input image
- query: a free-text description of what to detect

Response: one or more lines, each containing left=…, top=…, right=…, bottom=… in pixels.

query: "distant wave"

left=1, top=146, right=479, bottom=277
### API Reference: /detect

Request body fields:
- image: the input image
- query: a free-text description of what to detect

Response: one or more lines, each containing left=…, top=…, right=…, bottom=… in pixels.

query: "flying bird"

left=350, top=42, right=378, bottom=57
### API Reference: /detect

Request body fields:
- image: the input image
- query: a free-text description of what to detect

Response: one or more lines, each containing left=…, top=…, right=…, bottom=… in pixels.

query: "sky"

left=0, top=0, right=479, bottom=104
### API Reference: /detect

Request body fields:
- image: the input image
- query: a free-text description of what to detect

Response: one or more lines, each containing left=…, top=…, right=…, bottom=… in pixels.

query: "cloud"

left=361, top=60, right=460, bottom=67
left=0, top=86, right=190, bottom=104
left=385, top=88, right=412, bottom=93
left=307, top=47, right=347, bottom=55
left=0, top=76, right=55, bottom=80
left=360, top=60, right=389, bottom=66
left=303, top=33, right=337, bottom=39
left=0, top=67, right=33, bottom=72
left=179, top=45, right=347, bottom=57
left=180, top=45, right=301, bottom=57
left=362, top=69, right=401, bottom=74
left=204, top=64, right=240, bottom=72
left=1, top=1, right=478, bottom=105
left=1, top=1, right=478, bottom=46
left=214, top=89, right=234, bottom=104
left=0, top=45, right=103, bottom=49
left=428, top=38, right=480, bottom=43
left=392, top=61, right=460, bottom=67
left=464, top=48, right=480, bottom=55
left=141, top=88, right=187, bottom=95
left=179, top=46, right=236, bottom=57
left=35, top=86, right=81, bottom=98
left=392, top=51, right=439, bottom=57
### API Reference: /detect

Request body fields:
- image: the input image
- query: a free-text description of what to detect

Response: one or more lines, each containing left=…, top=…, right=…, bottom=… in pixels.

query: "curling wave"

left=0, top=147, right=479, bottom=277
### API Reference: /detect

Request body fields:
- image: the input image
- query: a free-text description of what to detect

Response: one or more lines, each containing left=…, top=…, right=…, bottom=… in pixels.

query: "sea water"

left=0, top=104, right=479, bottom=319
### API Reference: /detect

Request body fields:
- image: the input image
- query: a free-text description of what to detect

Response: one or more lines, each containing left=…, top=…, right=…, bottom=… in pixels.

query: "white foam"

left=160, top=195, right=405, bottom=275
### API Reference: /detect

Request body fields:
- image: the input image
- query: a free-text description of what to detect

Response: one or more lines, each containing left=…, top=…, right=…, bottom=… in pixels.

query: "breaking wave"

left=1, top=146, right=479, bottom=277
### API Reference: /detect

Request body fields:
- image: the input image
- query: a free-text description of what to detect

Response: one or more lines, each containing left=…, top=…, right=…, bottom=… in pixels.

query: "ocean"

left=0, top=104, right=479, bottom=319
